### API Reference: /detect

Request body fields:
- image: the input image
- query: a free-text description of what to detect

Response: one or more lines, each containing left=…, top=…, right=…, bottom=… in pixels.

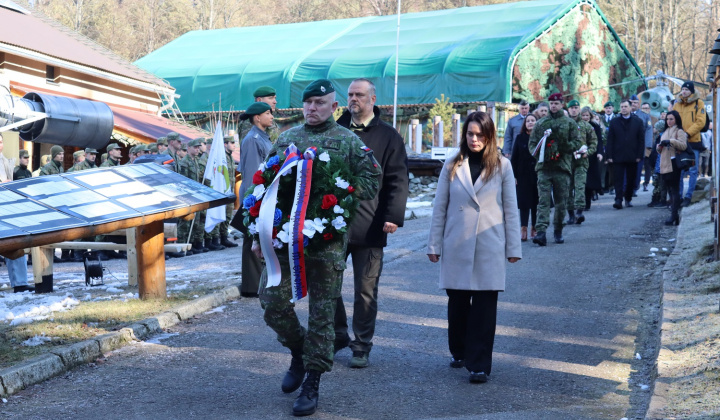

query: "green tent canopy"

left=135, top=0, right=643, bottom=112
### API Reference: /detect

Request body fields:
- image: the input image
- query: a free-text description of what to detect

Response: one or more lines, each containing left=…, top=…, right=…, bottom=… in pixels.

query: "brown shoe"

left=530, top=226, right=537, bottom=239
left=521, top=226, right=528, bottom=242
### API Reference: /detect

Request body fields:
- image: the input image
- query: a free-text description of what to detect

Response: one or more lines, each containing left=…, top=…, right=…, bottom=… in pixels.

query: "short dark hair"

left=351, top=78, right=376, bottom=96
left=620, top=99, right=631, bottom=106
left=519, top=100, right=529, bottom=106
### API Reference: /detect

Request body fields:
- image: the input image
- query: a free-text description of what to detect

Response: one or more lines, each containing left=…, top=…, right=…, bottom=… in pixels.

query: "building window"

left=46, top=65, right=56, bottom=83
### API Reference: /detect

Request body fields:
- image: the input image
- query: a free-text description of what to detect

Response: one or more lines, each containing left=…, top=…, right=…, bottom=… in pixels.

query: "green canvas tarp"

left=135, top=0, right=640, bottom=112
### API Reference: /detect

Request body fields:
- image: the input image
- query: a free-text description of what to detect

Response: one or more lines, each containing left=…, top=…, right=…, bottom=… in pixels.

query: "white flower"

left=314, top=218, right=328, bottom=232
left=319, top=152, right=330, bottom=162
left=273, top=238, right=283, bottom=249
left=302, top=220, right=318, bottom=238
left=277, top=222, right=291, bottom=243
left=257, top=162, right=266, bottom=171
left=252, top=184, right=266, bottom=199
left=331, top=216, right=346, bottom=230
left=247, top=222, right=257, bottom=235
left=333, top=205, right=344, bottom=214
left=335, top=177, right=349, bottom=189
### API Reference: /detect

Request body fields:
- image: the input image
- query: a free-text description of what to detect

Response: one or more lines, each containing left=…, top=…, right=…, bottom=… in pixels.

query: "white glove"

left=577, top=145, right=588, bottom=154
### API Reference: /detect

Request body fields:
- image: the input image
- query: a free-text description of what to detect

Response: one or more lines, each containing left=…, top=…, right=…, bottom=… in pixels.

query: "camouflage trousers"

left=567, top=160, right=588, bottom=211
left=260, top=256, right=345, bottom=373
left=536, top=169, right=570, bottom=233
left=178, top=212, right=204, bottom=244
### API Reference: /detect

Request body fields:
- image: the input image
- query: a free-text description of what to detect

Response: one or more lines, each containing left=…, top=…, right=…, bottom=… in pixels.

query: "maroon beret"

left=548, top=93, right=564, bottom=102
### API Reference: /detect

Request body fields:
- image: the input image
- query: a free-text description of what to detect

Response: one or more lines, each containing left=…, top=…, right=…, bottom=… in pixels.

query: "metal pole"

left=392, top=0, right=401, bottom=129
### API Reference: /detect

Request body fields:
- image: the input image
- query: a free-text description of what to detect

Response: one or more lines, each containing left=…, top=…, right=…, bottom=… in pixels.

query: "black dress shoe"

left=613, top=199, right=623, bottom=209
left=625, top=200, right=633, bottom=208
left=469, top=371, right=488, bottom=383
left=293, top=370, right=321, bottom=416
left=282, top=350, right=306, bottom=393
left=553, top=230, right=564, bottom=244
left=167, top=251, right=186, bottom=258
left=450, top=357, right=464, bottom=368
left=532, top=231, right=547, bottom=246
left=14, top=284, right=35, bottom=293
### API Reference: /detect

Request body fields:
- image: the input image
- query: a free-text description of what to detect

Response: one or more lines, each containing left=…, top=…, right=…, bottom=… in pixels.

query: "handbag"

left=675, top=146, right=696, bottom=171
left=689, top=140, right=707, bottom=152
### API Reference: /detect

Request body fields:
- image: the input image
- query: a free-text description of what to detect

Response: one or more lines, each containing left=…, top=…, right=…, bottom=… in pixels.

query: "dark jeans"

left=334, top=245, right=384, bottom=353
left=614, top=162, right=638, bottom=202
left=446, top=289, right=499, bottom=375
left=643, top=152, right=655, bottom=186
left=519, top=206, right=537, bottom=227
left=663, top=162, right=682, bottom=218
left=241, top=235, right=262, bottom=296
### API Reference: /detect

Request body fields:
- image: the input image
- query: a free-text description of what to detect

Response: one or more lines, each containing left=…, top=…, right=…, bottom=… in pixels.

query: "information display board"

left=0, top=220, right=31, bottom=240
left=4, top=176, right=141, bottom=224
left=0, top=188, right=87, bottom=234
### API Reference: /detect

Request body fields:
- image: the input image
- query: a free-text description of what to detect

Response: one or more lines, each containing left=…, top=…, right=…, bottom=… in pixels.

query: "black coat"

left=510, top=131, right=538, bottom=209
left=606, top=115, right=645, bottom=163
left=337, top=107, right=409, bottom=248
left=585, top=121, right=603, bottom=191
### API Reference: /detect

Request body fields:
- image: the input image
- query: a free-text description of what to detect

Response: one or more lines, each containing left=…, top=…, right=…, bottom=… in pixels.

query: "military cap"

left=629, top=94, right=639, bottom=101
left=73, top=150, right=85, bottom=159
left=206, top=137, right=213, bottom=145
left=166, top=132, right=180, bottom=141
left=106, top=143, right=121, bottom=152
left=181, top=143, right=188, bottom=151
left=50, top=145, right=64, bottom=159
left=253, top=86, right=276, bottom=98
left=193, top=137, right=206, bottom=143
left=18, top=150, right=29, bottom=158
left=129, top=145, right=137, bottom=154
left=101, top=153, right=107, bottom=161
left=223, top=135, right=235, bottom=143
left=548, top=93, right=564, bottom=102
left=148, top=144, right=159, bottom=153
left=567, top=100, right=580, bottom=108
left=157, top=137, right=168, bottom=146
left=134, top=145, right=147, bottom=153
left=604, top=101, right=614, bottom=108
left=302, top=79, right=335, bottom=101
left=85, top=148, right=98, bottom=155
left=239, top=102, right=272, bottom=120
left=188, top=139, right=202, bottom=148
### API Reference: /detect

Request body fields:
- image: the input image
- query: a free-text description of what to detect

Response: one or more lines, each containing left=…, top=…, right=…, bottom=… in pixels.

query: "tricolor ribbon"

left=258, top=144, right=317, bottom=302
left=531, top=129, right=552, bottom=163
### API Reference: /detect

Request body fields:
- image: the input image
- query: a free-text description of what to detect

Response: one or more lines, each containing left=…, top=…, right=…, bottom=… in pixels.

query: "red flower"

left=272, top=227, right=278, bottom=239
left=248, top=200, right=262, bottom=217
left=347, top=186, right=355, bottom=193
left=321, top=194, right=338, bottom=210
left=323, top=233, right=333, bottom=241
left=271, top=164, right=280, bottom=173
left=252, top=171, right=265, bottom=185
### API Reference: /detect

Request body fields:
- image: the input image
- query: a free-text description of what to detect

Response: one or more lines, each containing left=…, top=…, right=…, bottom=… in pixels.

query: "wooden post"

left=452, top=114, right=461, bottom=147
left=433, top=116, right=443, bottom=147
left=126, top=228, right=138, bottom=287
left=135, top=220, right=166, bottom=299
left=477, top=104, right=487, bottom=113
left=31, top=247, right=54, bottom=293
left=410, top=119, right=421, bottom=154
left=487, top=101, right=496, bottom=121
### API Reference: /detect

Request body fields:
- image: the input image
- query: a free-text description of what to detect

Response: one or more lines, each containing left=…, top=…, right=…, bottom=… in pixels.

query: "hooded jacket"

left=673, top=92, right=706, bottom=145
left=336, top=106, right=409, bottom=248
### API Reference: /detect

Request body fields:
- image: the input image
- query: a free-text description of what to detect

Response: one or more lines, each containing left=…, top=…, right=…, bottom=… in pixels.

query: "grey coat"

left=427, top=154, right=522, bottom=291
left=634, top=110, right=654, bottom=148
left=502, top=114, right=526, bottom=156
left=238, top=125, right=272, bottom=203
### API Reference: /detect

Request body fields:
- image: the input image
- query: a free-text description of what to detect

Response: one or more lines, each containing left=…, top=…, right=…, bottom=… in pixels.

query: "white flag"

left=204, top=121, right=232, bottom=233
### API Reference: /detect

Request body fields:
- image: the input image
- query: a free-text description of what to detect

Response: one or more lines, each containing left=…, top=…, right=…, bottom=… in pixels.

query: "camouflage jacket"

left=572, top=115, right=598, bottom=167
left=267, top=118, right=382, bottom=260
left=39, top=160, right=64, bottom=176
left=67, top=160, right=96, bottom=172
left=238, top=119, right=279, bottom=144
left=528, top=110, right=582, bottom=174
left=178, top=155, right=200, bottom=182
left=100, top=158, right=119, bottom=168
left=197, top=153, right=211, bottom=187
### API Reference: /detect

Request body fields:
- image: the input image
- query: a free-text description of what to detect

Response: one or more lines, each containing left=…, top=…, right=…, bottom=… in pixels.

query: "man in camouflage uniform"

left=195, top=137, right=223, bottom=252
left=565, top=100, right=597, bottom=225
left=238, top=86, right=280, bottom=143
left=156, top=137, right=169, bottom=155
left=218, top=135, right=238, bottom=248
left=39, top=146, right=65, bottom=175
left=100, top=144, right=122, bottom=167
left=528, top=93, right=581, bottom=246
left=177, top=139, right=208, bottom=254
left=254, top=79, right=380, bottom=416
left=68, top=148, right=98, bottom=172
left=166, top=132, right=182, bottom=170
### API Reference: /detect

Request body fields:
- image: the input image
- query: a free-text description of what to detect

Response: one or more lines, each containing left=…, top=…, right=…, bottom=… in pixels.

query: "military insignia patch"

left=321, top=86, right=326, bottom=93
left=324, top=139, right=341, bottom=149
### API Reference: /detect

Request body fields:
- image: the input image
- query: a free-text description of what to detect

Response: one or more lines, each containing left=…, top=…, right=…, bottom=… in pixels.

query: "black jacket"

left=337, top=106, right=409, bottom=247
left=606, top=115, right=645, bottom=163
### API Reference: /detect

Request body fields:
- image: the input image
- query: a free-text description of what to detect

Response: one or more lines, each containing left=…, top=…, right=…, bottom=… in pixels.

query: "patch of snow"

left=668, top=238, right=676, bottom=242
left=205, top=306, right=226, bottom=314
left=648, top=253, right=656, bottom=257
left=22, top=334, right=52, bottom=347
left=635, top=353, right=642, bottom=360
left=639, top=384, right=650, bottom=391
left=144, top=332, right=179, bottom=345
left=650, top=247, right=659, bottom=252
left=406, top=201, right=433, bottom=209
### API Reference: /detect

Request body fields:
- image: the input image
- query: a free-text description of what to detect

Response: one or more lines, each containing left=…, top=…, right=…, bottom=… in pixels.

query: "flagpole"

left=392, top=0, right=401, bottom=129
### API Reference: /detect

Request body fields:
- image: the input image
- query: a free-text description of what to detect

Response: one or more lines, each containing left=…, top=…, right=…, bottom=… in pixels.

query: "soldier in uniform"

left=253, top=79, right=380, bottom=416
left=100, top=144, right=122, bottom=167
left=68, top=149, right=96, bottom=172
left=157, top=137, right=169, bottom=155
left=197, top=137, right=224, bottom=252
left=147, top=144, right=159, bottom=155
left=177, top=139, right=208, bottom=254
left=177, top=142, right=188, bottom=160
left=528, top=93, right=581, bottom=246
left=218, top=135, right=238, bottom=248
left=238, top=86, right=280, bottom=143
left=39, top=146, right=65, bottom=175
left=166, top=132, right=182, bottom=163
left=13, top=150, right=32, bottom=180
left=565, top=100, right=597, bottom=225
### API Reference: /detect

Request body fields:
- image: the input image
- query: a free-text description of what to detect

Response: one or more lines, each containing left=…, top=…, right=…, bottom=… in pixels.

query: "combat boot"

left=205, top=238, right=224, bottom=251
left=292, top=370, right=321, bottom=416
left=566, top=210, right=575, bottom=225
left=192, top=240, right=208, bottom=253
left=221, top=235, right=238, bottom=248
left=532, top=231, right=547, bottom=246
left=553, top=230, right=564, bottom=244
left=575, top=209, right=585, bottom=225
left=282, top=348, right=305, bottom=393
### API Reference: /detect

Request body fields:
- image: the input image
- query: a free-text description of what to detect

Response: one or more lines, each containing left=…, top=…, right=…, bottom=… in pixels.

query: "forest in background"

left=19, top=0, right=720, bottom=90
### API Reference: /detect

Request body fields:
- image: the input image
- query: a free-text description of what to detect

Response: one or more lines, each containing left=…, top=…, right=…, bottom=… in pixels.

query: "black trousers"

left=519, top=206, right=537, bottom=227
left=446, top=289, right=499, bottom=375
left=662, top=162, right=682, bottom=218
left=613, top=161, right=638, bottom=202
left=241, top=235, right=262, bottom=296
left=334, top=245, right=384, bottom=353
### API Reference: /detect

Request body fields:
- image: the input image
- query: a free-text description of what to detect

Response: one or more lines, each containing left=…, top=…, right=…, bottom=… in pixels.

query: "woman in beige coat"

left=427, top=111, right=522, bottom=384
left=656, top=110, right=687, bottom=225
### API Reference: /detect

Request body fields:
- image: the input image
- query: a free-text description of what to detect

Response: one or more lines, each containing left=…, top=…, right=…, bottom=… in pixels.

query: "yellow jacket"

left=673, top=92, right=706, bottom=145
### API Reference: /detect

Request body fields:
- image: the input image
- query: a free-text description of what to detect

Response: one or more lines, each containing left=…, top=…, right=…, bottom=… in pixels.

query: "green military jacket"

left=225, top=149, right=236, bottom=177
left=178, top=155, right=200, bottom=182
left=100, top=158, right=119, bottom=168
left=68, top=160, right=97, bottom=172
left=268, top=118, right=381, bottom=260
left=238, top=119, right=279, bottom=144
left=39, top=160, right=64, bottom=176
left=197, top=153, right=211, bottom=187
left=528, top=109, right=582, bottom=174
left=571, top=116, right=598, bottom=168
